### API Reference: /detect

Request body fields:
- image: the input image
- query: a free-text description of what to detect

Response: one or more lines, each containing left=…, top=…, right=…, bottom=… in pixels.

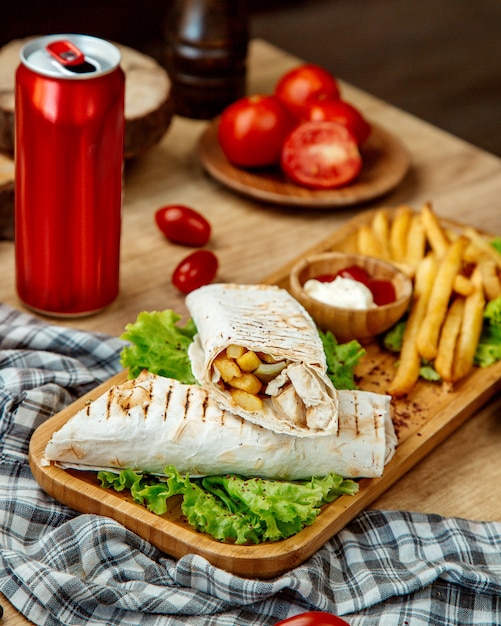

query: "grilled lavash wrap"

left=185, top=283, right=339, bottom=437
left=43, top=371, right=397, bottom=480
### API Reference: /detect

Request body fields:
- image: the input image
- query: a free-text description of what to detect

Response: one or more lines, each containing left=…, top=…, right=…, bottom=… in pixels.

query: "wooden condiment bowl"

left=289, top=251, right=413, bottom=343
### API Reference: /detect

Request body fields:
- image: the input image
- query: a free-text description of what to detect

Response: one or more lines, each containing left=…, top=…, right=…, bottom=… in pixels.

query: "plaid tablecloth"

left=1, top=302, right=501, bottom=626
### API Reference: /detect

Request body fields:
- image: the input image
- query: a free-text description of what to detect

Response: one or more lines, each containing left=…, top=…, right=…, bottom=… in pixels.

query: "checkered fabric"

left=1, top=302, right=501, bottom=626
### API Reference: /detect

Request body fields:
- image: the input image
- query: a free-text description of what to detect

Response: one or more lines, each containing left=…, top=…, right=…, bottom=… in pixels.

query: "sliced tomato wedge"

left=280, top=121, right=362, bottom=190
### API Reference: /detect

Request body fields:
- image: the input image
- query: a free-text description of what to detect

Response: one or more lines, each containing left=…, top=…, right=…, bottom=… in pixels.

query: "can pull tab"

left=46, top=39, right=96, bottom=73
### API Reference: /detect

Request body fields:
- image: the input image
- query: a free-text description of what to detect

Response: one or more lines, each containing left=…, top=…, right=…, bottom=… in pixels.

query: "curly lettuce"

left=475, top=296, right=501, bottom=367
left=98, top=465, right=359, bottom=544
left=319, top=330, right=365, bottom=390
left=120, top=310, right=197, bottom=382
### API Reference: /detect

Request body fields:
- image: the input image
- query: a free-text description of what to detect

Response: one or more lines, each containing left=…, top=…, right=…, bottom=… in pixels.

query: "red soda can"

left=15, top=34, right=125, bottom=316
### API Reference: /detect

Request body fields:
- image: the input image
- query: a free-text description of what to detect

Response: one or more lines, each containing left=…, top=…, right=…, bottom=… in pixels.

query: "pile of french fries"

left=349, top=202, right=501, bottom=396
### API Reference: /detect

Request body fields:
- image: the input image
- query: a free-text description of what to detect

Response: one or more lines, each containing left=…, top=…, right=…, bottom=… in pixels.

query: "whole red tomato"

left=217, top=94, right=295, bottom=168
left=274, top=64, right=341, bottom=120
left=274, top=611, right=350, bottom=626
left=155, top=205, right=211, bottom=247
left=281, top=120, right=362, bottom=190
left=305, top=99, right=371, bottom=145
left=172, top=249, right=218, bottom=294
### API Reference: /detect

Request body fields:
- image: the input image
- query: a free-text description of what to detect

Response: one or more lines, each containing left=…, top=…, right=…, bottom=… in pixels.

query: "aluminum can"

left=15, top=34, right=125, bottom=316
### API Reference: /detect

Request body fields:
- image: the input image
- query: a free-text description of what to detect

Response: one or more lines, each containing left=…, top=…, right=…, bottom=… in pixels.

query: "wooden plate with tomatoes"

left=198, top=118, right=410, bottom=208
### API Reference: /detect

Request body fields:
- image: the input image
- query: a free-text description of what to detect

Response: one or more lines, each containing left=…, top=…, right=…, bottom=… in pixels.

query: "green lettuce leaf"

left=120, top=310, right=197, bottom=382
left=475, top=296, right=501, bottom=367
left=382, top=320, right=406, bottom=353
left=98, top=466, right=359, bottom=544
left=419, top=361, right=441, bottom=382
left=319, top=330, right=365, bottom=390
left=383, top=320, right=440, bottom=381
left=489, top=237, right=501, bottom=255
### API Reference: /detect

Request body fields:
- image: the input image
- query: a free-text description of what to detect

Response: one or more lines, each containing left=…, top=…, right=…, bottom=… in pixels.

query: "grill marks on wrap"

left=43, top=372, right=393, bottom=480
left=207, top=286, right=324, bottom=365
left=352, top=396, right=361, bottom=437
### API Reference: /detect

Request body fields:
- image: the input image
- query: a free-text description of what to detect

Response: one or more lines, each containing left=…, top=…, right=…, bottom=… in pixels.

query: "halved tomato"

left=305, top=99, right=371, bottom=145
left=275, top=63, right=341, bottom=120
left=280, top=120, right=362, bottom=190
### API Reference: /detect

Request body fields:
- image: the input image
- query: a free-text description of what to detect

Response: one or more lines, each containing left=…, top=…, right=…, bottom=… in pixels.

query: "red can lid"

left=46, top=40, right=85, bottom=66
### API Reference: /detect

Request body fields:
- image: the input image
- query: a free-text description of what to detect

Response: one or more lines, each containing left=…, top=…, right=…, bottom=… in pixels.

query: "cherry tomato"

left=369, top=278, right=396, bottom=305
left=274, top=611, right=350, bottom=626
left=275, top=64, right=341, bottom=120
left=217, top=94, right=295, bottom=168
left=306, top=99, right=371, bottom=145
left=280, top=120, right=362, bottom=190
left=155, top=205, right=211, bottom=247
left=172, top=249, right=218, bottom=294
left=335, top=265, right=371, bottom=287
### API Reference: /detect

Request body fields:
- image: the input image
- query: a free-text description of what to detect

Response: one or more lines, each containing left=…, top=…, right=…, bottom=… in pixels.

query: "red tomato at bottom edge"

left=172, top=249, right=218, bottom=294
left=281, top=120, right=362, bottom=190
left=274, top=611, right=350, bottom=626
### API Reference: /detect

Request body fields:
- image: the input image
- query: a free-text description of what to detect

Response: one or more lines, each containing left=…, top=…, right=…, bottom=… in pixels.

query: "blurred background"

left=1, top=0, right=500, bottom=156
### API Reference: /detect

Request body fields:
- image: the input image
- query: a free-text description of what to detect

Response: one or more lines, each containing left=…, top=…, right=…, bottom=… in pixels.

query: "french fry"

left=434, top=297, right=465, bottom=382
left=371, top=208, right=391, bottom=256
left=452, top=267, right=486, bottom=382
left=229, top=388, right=263, bottom=412
left=214, top=353, right=242, bottom=381
left=236, top=349, right=262, bottom=372
left=421, top=202, right=450, bottom=258
left=389, top=205, right=413, bottom=262
left=387, top=254, right=438, bottom=397
left=226, top=344, right=246, bottom=359
left=356, top=223, right=389, bottom=260
left=452, top=274, right=474, bottom=297
left=405, top=213, right=426, bottom=269
left=228, top=373, right=262, bottom=395
left=416, top=236, right=469, bottom=361
left=463, top=241, right=485, bottom=264
left=463, top=226, right=501, bottom=270
left=478, top=257, right=501, bottom=300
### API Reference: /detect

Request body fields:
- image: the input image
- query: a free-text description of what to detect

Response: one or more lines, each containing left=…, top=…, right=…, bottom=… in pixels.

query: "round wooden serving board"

left=199, top=119, right=410, bottom=208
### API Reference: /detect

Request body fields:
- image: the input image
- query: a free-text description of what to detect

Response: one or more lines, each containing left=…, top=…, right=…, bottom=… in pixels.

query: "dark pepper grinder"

left=164, top=0, right=249, bottom=119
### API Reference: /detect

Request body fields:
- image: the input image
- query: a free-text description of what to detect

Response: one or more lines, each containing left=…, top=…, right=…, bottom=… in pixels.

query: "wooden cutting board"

left=29, top=208, right=501, bottom=578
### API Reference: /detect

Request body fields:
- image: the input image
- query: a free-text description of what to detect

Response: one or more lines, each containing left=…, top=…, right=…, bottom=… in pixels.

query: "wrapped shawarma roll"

left=185, top=283, right=340, bottom=436
left=43, top=371, right=396, bottom=480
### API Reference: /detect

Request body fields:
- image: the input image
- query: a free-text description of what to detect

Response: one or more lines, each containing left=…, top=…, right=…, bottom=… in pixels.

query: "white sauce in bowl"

left=304, top=276, right=375, bottom=310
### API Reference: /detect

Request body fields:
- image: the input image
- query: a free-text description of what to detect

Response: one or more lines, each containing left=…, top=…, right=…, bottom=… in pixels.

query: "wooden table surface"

left=2, top=39, right=501, bottom=623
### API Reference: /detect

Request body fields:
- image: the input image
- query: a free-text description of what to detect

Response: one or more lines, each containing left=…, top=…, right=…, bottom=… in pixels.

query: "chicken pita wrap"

left=43, top=370, right=396, bottom=480
left=186, top=283, right=340, bottom=437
